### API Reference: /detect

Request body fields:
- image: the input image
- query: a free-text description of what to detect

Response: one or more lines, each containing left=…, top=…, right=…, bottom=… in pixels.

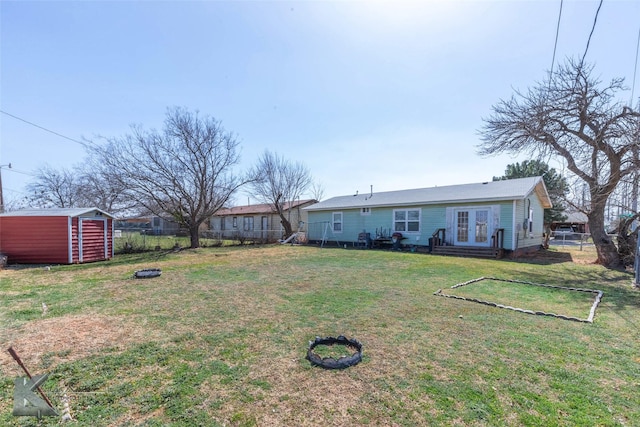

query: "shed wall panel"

left=0, top=217, right=70, bottom=264
left=71, top=218, right=79, bottom=263
left=81, top=219, right=108, bottom=262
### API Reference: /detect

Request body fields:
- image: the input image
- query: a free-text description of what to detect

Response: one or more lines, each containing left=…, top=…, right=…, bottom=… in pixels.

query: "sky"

left=1, top=0, right=639, bottom=208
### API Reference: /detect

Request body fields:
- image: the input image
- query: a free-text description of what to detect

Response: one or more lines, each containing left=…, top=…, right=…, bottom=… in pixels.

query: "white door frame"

left=453, top=207, right=492, bottom=247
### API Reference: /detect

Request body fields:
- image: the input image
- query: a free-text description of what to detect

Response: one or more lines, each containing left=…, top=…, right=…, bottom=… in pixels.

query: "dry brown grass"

left=1, top=314, right=156, bottom=378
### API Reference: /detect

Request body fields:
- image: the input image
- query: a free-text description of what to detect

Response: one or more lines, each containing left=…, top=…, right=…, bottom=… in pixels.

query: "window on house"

left=332, top=212, right=343, bottom=233
left=361, top=207, right=371, bottom=216
left=394, top=209, right=420, bottom=232
left=220, top=217, right=226, bottom=231
left=243, top=216, right=254, bottom=231
left=232, top=217, right=238, bottom=228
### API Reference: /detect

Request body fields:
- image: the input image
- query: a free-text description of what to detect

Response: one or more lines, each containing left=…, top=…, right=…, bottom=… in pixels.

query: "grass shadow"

left=506, top=249, right=573, bottom=265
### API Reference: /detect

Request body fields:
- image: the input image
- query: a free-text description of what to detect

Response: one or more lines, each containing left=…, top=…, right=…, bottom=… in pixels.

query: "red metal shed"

left=0, top=208, right=114, bottom=264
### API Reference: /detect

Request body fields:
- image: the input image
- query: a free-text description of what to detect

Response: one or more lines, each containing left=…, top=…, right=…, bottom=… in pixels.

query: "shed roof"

left=215, top=199, right=317, bottom=216
left=305, top=177, right=552, bottom=211
left=0, top=207, right=114, bottom=218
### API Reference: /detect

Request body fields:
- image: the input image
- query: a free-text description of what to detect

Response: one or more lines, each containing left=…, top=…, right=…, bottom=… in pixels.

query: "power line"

left=631, top=25, right=640, bottom=105
left=0, top=110, right=92, bottom=148
left=3, top=167, right=33, bottom=177
left=549, top=0, right=564, bottom=77
left=581, top=0, right=604, bottom=65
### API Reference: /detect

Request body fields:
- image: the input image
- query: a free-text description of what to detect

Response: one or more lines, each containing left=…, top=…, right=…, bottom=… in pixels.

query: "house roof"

left=215, top=199, right=317, bottom=216
left=305, top=177, right=552, bottom=211
left=563, top=211, right=588, bottom=223
left=0, top=207, right=114, bottom=218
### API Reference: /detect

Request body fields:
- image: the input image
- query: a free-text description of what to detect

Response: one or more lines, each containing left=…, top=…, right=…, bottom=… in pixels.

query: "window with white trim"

left=332, top=212, right=343, bottom=233
left=394, top=209, right=420, bottom=232
left=361, top=207, right=371, bottom=216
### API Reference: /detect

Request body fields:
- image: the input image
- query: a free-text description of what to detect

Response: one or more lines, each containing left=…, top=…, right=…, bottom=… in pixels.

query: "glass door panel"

left=475, top=210, right=489, bottom=243
left=456, top=211, right=469, bottom=243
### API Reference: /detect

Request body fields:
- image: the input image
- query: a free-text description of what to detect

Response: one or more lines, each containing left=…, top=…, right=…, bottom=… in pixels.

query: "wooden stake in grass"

left=7, top=347, right=56, bottom=410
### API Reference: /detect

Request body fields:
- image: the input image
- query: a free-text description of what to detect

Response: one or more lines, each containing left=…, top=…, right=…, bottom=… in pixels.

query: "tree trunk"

left=542, top=224, right=552, bottom=249
left=189, top=224, right=200, bottom=249
left=588, top=202, right=620, bottom=267
left=279, top=214, right=293, bottom=239
left=617, top=215, right=639, bottom=267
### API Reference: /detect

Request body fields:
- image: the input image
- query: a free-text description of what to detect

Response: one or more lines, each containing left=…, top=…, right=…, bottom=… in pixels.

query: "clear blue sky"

left=1, top=0, right=639, bottom=207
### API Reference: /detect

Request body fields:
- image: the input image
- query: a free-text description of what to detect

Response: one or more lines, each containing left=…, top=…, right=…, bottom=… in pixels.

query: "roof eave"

left=305, top=196, right=527, bottom=211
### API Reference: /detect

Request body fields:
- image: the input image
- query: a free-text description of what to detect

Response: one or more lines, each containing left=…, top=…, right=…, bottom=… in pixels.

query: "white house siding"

left=512, top=197, right=545, bottom=251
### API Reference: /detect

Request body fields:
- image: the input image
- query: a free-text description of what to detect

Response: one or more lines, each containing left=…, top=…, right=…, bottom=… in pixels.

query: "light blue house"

left=304, top=177, right=552, bottom=257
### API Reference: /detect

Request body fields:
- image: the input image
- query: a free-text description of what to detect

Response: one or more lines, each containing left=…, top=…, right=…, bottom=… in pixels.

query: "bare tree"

left=309, top=181, right=325, bottom=202
left=26, top=165, right=81, bottom=208
left=248, top=151, right=314, bottom=238
left=479, top=59, right=640, bottom=267
left=24, top=160, right=131, bottom=214
left=74, top=156, right=133, bottom=214
left=90, top=107, right=245, bottom=248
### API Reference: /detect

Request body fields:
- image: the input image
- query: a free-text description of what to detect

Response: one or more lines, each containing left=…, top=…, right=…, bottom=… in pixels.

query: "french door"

left=454, top=208, right=491, bottom=246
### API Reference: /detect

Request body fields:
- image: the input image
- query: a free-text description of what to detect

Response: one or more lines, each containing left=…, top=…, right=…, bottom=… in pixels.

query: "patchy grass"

left=0, top=245, right=638, bottom=426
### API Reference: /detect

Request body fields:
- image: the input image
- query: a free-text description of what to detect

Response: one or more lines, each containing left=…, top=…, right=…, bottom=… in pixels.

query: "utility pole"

left=0, top=163, right=12, bottom=213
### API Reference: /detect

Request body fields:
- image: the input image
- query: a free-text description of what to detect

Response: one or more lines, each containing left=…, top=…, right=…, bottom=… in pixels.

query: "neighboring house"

left=304, top=177, right=552, bottom=257
left=551, top=211, right=589, bottom=235
left=115, top=215, right=182, bottom=235
left=210, top=199, right=318, bottom=242
left=0, top=207, right=114, bottom=264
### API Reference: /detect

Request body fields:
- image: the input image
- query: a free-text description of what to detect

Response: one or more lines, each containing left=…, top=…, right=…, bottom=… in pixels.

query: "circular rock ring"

left=133, top=268, right=162, bottom=279
left=306, top=335, right=363, bottom=369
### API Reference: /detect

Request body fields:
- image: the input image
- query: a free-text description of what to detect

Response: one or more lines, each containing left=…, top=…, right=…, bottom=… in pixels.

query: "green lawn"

left=438, top=277, right=601, bottom=321
left=0, top=245, right=638, bottom=426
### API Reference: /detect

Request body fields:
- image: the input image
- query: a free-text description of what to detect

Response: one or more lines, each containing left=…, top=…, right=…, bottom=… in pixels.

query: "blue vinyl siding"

left=500, top=201, right=515, bottom=250
left=308, top=203, right=497, bottom=247
left=307, top=200, right=545, bottom=250
left=304, top=177, right=549, bottom=252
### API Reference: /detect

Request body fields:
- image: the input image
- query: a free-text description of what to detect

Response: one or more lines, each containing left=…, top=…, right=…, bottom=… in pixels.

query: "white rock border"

left=433, top=276, right=603, bottom=323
